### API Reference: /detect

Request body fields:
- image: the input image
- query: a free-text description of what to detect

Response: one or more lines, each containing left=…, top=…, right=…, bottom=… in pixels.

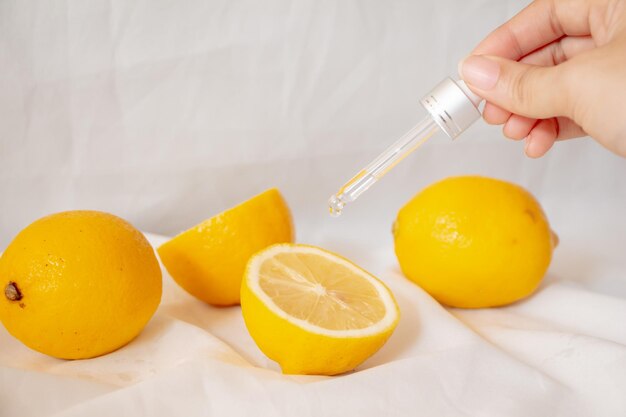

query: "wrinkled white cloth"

left=1, top=234, right=626, bottom=417
left=1, top=0, right=626, bottom=415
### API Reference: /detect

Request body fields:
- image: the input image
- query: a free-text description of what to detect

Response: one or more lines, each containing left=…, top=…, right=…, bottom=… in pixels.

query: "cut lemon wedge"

left=158, top=188, right=293, bottom=306
left=241, top=244, right=399, bottom=375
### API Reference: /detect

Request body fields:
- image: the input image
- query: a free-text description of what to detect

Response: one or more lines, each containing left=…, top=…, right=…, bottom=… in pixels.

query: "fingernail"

left=457, top=57, right=467, bottom=79
left=460, top=55, right=500, bottom=90
left=525, top=135, right=538, bottom=158
left=524, top=136, right=531, bottom=155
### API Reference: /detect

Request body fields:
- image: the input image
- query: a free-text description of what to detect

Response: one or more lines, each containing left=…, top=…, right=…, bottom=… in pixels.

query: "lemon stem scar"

left=4, top=282, right=22, bottom=301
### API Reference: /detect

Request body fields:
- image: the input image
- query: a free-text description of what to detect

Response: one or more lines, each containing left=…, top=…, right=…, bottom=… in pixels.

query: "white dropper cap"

left=420, top=77, right=483, bottom=139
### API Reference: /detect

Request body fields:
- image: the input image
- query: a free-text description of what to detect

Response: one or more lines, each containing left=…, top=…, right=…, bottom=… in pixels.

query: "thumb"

left=459, top=55, right=573, bottom=120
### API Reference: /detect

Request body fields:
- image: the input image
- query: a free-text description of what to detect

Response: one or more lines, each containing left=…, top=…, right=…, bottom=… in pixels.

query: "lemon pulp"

left=258, top=252, right=387, bottom=330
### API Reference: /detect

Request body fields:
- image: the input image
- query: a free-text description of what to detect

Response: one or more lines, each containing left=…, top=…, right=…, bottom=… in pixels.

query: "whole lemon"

left=0, top=211, right=162, bottom=359
left=393, top=176, right=555, bottom=308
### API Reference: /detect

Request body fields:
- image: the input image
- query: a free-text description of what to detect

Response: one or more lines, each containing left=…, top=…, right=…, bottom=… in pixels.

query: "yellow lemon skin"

left=241, top=282, right=397, bottom=375
left=0, top=211, right=162, bottom=359
left=241, top=244, right=399, bottom=376
left=158, top=188, right=294, bottom=306
left=393, top=176, right=554, bottom=308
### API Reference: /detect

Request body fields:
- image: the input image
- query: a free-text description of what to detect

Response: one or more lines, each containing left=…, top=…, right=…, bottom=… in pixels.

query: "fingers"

left=478, top=36, right=593, bottom=138
left=521, top=117, right=586, bottom=158
left=460, top=55, right=573, bottom=120
left=483, top=103, right=512, bottom=125
left=499, top=114, right=584, bottom=142
left=525, top=118, right=557, bottom=158
left=520, top=36, right=596, bottom=65
left=472, top=0, right=593, bottom=60
left=504, top=115, right=537, bottom=140
left=555, top=116, right=586, bottom=139
left=465, top=0, right=595, bottom=157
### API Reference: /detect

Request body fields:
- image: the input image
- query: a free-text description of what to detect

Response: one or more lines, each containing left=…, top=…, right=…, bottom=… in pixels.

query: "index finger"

left=472, top=0, right=593, bottom=60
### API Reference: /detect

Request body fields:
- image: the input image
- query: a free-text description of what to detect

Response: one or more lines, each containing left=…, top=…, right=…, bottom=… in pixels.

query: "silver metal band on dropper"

left=420, top=77, right=481, bottom=139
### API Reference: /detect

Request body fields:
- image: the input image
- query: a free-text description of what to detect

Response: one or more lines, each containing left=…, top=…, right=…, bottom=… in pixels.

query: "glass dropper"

left=328, top=77, right=482, bottom=217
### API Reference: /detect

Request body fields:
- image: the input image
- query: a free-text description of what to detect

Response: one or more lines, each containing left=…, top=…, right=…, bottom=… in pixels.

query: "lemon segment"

left=158, top=188, right=294, bottom=306
left=241, top=244, right=399, bottom=375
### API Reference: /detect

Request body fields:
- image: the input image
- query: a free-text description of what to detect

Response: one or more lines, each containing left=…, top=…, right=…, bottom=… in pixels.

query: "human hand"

left=459, top=0, right=626, bottom=158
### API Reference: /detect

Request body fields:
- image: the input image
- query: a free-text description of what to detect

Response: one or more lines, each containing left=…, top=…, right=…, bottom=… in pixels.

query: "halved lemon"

left=158, top=188, right=293, bottom=306
left=241, top=244, right=399, bottom=375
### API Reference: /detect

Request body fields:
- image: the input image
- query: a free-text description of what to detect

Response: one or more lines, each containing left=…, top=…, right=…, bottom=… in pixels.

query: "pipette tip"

left=328, top=194, right=346, bottom=217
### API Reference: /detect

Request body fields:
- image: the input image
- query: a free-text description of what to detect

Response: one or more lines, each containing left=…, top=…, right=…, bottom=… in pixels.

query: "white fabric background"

left=1, top=1, right=625, bottom=416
